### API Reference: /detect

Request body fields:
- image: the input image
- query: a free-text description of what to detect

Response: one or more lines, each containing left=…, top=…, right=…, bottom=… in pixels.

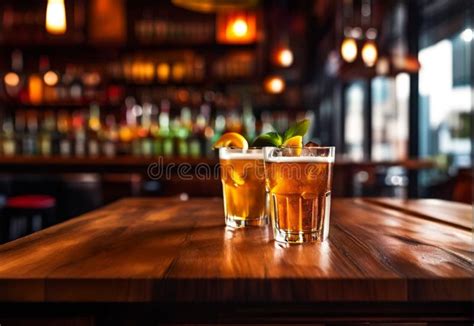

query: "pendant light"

left=273, top=1, right=294, bottom=68
left=340, top=0, right=357, bottom=63
left=275, top=48, right=294, bottom=67
left=360, top=0, right=378, bottom=67
left=46, top=0, right=67, bottom=35
left=341, top=38, right=358, bottom=63
left=264, top=76, right=285, bottom=94
left=361, top=41, right=378, bottom=67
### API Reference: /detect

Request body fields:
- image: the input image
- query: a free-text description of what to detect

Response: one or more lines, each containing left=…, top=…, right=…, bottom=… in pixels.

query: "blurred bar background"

left=0, top=0, right=472, bottom=240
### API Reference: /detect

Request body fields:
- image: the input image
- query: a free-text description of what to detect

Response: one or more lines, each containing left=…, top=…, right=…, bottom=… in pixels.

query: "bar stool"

left=0, top=195, right=56, bottom=243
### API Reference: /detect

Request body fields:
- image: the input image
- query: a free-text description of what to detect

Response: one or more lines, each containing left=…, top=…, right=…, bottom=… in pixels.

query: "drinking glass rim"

left=263, top=146, right=335, bottom=150
left=219, top=147, right=263, bottom=152
left=219, top=147, right=263, bottom=160
left=263, top=146, right=335, bottom=161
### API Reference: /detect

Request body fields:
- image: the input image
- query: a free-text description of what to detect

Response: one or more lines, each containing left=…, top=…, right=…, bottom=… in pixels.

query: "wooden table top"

left=0, top=197, right=471, bottom=303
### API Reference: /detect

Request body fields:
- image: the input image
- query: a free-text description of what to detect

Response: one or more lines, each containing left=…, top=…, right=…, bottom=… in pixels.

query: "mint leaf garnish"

left=283, top=119, right=310, bottom=142
left=251, top=132, right=283, bottom=147
left=252, top=119, right=310, bottom=148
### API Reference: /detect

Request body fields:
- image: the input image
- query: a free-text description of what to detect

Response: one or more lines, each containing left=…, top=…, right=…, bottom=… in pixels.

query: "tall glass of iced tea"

left=264, top=146, right=335, bottom=243
left=219, top=148, right=268, bottom=227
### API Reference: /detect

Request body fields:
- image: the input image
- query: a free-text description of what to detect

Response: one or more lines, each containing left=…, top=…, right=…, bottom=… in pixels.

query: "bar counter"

left=0, top=155, right=434, bottom=173
left=0, top=197, right=471, bottom=324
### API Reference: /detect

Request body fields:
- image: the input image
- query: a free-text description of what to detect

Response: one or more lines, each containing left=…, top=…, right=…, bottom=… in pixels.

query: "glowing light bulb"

left=4, top=72, right=20, bottom=87
left=46, top=0, right=67, bottom=35
left=276, top=48, right=294, bottom=67
left=361, top=41, right=378, bottom=67
left=43, top=71, right=59, bottom=86
left=231, top=18, right=248, bottom=38
left=264, top=76, right=285, bottom=94
left=341, top=38, right=357, bottom=63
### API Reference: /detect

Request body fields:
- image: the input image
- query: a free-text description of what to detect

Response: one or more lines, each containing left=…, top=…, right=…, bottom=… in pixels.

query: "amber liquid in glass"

left=265, top=160, right=333, bottom=242
left=220, top=157, right=267, bottom=227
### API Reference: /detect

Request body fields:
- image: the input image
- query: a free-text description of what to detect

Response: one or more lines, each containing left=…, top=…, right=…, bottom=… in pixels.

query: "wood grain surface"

left=361, top=197, right=472, bottom=230
left=0, top=197, right=471, bottom=303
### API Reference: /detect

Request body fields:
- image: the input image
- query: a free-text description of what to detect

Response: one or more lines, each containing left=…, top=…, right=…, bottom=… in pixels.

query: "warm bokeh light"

left=89, top=117, right=101, bottom=131
left=46, top=0, right=67, bottom=35
left=43, top=71, right=59, bottom=86
left=119, top=126, right=133, bottom=142
left=143, top=62, right=155, bottom=81
left=131, top=61, right=154, bottom=83
left=28, top=75, right=43, bottom=105
left=83, top=72, right=101, bottom=86
left=217, top=12, right=257, bottom=44
left=341, top=38, right=357, bottom=63
left=231, top=18, right=248, bottom=37
left=276, top=48, right=294, bottom=67
left=4, top=72, right=20, bottom=87
left=264, top=76, right=285, bottom=94
left=362, top=41, right=378, bottom=67
left=172, top=63, right=186, bottom=81
left=157, top=63, right=170, bottom=82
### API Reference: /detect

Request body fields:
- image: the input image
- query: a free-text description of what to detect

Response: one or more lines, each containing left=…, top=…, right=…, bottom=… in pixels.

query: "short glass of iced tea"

left=264, top=146, right=335, bottom=243
left=219, top=148, right=268, bottom=228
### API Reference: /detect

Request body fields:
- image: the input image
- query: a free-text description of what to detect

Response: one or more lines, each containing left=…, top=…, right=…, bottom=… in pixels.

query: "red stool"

left=1, top=195, right=56, bottom=243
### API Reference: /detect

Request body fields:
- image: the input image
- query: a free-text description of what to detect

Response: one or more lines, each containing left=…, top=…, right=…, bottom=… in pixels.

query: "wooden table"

left=0, top=198, right=471, bottom=324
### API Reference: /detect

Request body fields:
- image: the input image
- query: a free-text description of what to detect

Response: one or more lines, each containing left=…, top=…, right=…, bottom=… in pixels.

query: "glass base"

left=225, top=215, right=268, bottom=228
left=273, top=228, right=327, bottom=244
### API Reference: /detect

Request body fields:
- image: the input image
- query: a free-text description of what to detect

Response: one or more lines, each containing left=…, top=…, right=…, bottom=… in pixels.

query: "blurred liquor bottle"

left=4, top=50, right=26, bottom=100
left=1, top=114, right=16, bottom=156
left=118, top=97, right=136, bottom=155
left=242, top=98, right=256, bottom=141
left=148, top=103, right=161, bottom=156
left=175, top=106, right=192, bottom=158
left=101, top=114, right=118, bottom=157
left=23, top=110, right=39, bottom=156
left=87, top=103, right=101, bottom=157
left=140, top=102, right=153, bottom=157
left=38, top=110, right=55, bottom=156
left=189, top=108, right=205, bottom=159
left=159, top=99, right=173, bottom=157
left=57, top=110, right=72, bottom=157
left=72, top=110, right=86, bottom=157
left=40, top=56, right=58, bottom=103
left=70, top=66, right=84, bottom=102
left=14, top=110, right=25, bottom=155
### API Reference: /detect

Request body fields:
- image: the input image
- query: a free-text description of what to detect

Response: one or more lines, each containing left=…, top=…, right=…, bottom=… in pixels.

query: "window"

left=344, top=82, right=365, bottom=160
left=371, top=74, right=409, bottom=161
left=418, top=31, right=472, bottom=168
